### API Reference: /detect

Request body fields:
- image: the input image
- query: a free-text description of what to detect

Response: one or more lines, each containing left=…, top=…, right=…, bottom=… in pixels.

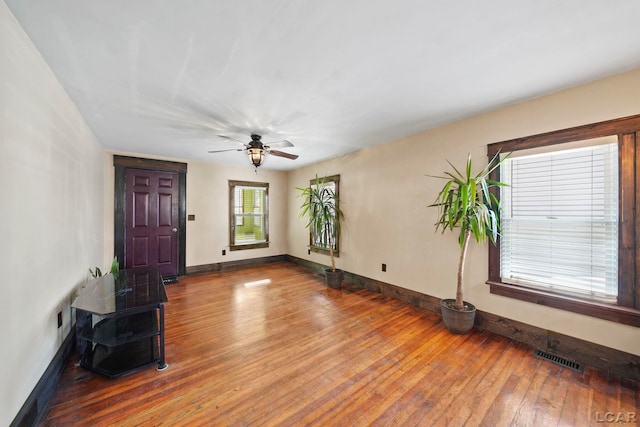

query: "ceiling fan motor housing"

left=248, top=134, right=264, bottom=149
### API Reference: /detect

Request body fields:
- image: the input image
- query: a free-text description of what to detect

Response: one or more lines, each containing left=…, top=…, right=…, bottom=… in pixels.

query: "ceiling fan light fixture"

left=247, top=146, right=265, bottom=167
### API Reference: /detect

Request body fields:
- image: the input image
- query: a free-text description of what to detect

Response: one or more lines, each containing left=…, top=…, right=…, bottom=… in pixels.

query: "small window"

left=229, top=181, right=269, bottom=251
left=307, top=175, right=341, bottom=256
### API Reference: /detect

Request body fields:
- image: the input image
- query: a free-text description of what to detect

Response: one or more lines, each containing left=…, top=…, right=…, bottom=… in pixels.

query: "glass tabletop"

left=72, top=267, right=168, bottom=315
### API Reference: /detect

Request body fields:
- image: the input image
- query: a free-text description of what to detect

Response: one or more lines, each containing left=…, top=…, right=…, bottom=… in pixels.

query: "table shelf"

left=77, top=312, right=160, bottom=347
left=80, top=338, right=160, bottom=378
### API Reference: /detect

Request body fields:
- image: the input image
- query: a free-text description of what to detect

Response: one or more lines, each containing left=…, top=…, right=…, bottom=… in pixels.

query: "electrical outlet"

left=222, top=249, right=226, bottom=256
left=382, top=263, right=387, bottom=272
left=57, top=311, right=62, bottom=328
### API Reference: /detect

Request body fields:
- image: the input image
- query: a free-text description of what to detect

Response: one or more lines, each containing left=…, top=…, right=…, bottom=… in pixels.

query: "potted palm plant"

left=297, top=175, right=344, bottom=288
left=429, top=153, right=508, bottom=334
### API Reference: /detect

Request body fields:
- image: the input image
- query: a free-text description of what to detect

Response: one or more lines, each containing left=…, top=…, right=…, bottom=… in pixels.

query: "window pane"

left=500, top=143, right=618, bottom=300
left=234, top=187, right=244, bottom=226
left=235, top=187, right=266, bottom=244
left=310, top=181, right=337, bottom=251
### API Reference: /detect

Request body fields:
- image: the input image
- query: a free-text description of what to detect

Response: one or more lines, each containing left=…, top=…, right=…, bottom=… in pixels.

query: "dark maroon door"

left=125, top=169, right=179, bottom=276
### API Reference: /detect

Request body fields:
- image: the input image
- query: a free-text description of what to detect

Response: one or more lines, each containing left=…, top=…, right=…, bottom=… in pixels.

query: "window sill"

left=487, top=280, right=640, bottom=327
left=309, top=246, right=340, bottom=257
left=230, top=242, right=269, bottom=251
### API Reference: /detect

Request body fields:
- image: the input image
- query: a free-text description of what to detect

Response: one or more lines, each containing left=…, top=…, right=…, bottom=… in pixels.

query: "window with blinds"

left=229, top=181, right=269, bottom=250
left=500, top=142, right=618, bottom=301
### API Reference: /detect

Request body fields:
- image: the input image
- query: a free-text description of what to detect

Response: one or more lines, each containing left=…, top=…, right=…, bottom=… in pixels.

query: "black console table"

left=72, top=267, right=168, bottom=377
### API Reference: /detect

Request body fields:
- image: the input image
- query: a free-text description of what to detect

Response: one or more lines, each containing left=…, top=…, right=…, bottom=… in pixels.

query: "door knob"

left=172, top=228, right=177, bottom=232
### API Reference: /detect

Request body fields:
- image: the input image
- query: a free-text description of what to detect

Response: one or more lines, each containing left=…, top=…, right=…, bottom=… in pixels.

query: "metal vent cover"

left=162, top=275, right=178, bottom=284
left=534, top=349, right=583, bottom=372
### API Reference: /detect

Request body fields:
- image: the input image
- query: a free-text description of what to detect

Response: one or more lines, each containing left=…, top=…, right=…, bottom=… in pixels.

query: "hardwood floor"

left=41, top=262, right=639, bottom=426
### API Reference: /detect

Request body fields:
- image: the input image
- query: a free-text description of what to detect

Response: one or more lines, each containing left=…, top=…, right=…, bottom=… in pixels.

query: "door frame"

left=114, top=155, right=187, bottom=276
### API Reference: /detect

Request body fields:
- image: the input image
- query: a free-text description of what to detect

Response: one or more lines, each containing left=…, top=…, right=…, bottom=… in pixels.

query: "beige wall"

left=103, top=152, right=289, bottom=269
left=288, top=67, right=640, bottom=357
left=0, top=3, right=105, bottom=425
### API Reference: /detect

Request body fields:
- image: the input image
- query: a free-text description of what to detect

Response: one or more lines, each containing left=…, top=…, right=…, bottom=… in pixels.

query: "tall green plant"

left=297, top=175, right=344, bottom=272
left=429, top=153, right=508, bottom=310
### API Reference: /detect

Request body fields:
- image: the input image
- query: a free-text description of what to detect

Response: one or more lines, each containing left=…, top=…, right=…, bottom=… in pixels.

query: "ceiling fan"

left=209, top=134, right=299, bottom=169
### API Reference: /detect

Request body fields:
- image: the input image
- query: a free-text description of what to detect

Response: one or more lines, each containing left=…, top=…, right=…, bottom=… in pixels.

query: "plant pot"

left=325, top=269, right=343, bottom=289
left=440, top=299, right=476, bottom=334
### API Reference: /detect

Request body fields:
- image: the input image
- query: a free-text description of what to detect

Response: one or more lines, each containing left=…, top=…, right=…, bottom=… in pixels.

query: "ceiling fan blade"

left=265, top=139, right=294, bottom=148
left=218, top=134, right=248, bottom=144
left=208, top=148, right=245, bottom=153
left=269, top=149, right=299, bottom=160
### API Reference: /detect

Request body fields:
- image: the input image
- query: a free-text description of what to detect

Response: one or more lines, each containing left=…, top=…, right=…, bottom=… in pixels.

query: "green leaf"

left=446, top=159, right=465, bottom=180
left=428, top=152, right=509, bottom=249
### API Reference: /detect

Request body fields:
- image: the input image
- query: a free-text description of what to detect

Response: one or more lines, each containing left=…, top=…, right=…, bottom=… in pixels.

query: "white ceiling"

left=6, top=0, right=640, bottom=170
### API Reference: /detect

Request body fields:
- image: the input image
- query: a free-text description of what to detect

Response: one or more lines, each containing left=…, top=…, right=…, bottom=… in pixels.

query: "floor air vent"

left=533, top=349, right=583, bottom=372
left=163, top=275, right=178, bottom=284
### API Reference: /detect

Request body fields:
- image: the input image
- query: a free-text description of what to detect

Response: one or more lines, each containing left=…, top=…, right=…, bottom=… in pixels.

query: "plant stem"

left=456, top=230, right=471, bottom=310
left=329, top=246, right=336, bottom=272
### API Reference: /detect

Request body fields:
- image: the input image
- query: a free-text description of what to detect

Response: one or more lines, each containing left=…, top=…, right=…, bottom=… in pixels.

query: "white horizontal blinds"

left=234, top=186, right=266, bottom=244
left=500, top=143, right=618, bottom=300
left=234, top=187, right=244, bottom=226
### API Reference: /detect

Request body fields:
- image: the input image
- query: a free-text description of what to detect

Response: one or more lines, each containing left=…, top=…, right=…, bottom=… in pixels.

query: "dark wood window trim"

left=113, top=155, right=187, bottom=276
left=487, top=114, right=640, bottom=327
left=228, top=180, right=269, bottom=251
left=307, top=174, right=341, bottom=257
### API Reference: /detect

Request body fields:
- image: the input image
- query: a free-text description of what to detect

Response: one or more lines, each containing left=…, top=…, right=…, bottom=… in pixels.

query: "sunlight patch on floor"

left=243, top=278, right=271, bottom=288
